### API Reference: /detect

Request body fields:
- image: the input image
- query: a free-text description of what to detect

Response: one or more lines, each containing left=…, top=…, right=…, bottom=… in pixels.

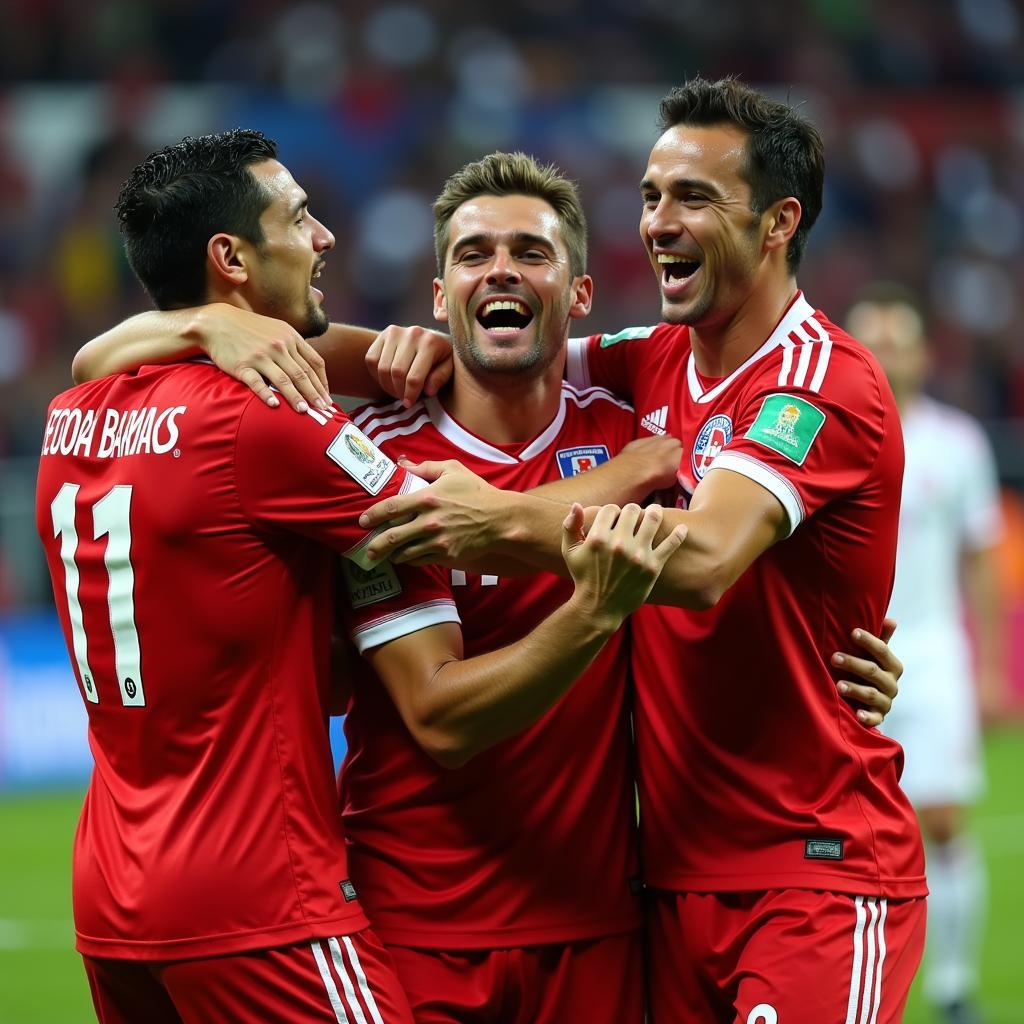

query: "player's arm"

left=359, top=503, right=685, bottom=768
left=72, top=305, right=452, bottom=411
left=361, top=459, right=782, bottom=607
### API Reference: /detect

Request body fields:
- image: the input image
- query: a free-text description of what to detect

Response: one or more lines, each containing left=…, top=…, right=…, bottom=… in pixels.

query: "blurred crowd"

left=2, top=0, right=1024, bottom=605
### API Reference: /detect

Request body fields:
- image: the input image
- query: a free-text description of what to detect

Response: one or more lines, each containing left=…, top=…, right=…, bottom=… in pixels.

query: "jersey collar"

left=424, top=390, right=569, bottom=464
left=686, top=292, right=815, bottom=405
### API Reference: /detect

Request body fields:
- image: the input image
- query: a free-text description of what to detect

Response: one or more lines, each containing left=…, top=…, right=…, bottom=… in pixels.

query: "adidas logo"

left=640, top=406, right=669, bottom=435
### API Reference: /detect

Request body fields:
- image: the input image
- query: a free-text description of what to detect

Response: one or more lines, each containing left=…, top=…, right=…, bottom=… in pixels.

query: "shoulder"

left=561, top=381, right=635, bottom=418
left=349, top=397, right=431, bottom=448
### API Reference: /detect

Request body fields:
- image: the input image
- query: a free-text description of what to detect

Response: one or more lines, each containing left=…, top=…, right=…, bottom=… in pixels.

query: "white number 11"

left=50, top=482, right=145, bottom=707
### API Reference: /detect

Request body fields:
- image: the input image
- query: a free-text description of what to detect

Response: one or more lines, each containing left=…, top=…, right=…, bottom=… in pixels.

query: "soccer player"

left=70, top=147, right=904, bottom=1023
left=848, top=285, right=1006, bottom=1024
left=36, top=130, right=683, bottom=1024
left=350, top=78, right=929, bottom=1023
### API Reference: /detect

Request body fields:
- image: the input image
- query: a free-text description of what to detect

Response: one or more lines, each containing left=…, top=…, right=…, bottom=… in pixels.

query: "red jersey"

left=338, top=383, right=642, bottom=947
left=35, top=361, right=457, bottom=960
left=567, top=293, right=926, bottom=898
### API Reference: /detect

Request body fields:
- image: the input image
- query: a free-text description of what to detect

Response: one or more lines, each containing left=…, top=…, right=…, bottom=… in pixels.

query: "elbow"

left=406, top=712, right=477, bottom=769
left=688, top=582, right=725, bottom=611
left=662, top=558, right=730, bottom=610
left=419, top=730, right=476, bottom=770
left=70, top=350, right=88, bottom=385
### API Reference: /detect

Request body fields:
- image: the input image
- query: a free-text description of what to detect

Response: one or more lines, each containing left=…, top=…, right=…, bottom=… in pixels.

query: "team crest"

left=691, top=414, right=733, bottom=479
left=556, top=445, right=610, bottom=478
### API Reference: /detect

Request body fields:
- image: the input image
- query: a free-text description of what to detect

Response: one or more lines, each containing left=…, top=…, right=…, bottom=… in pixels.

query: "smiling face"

left=434, top=193, right=592, bottom=380
left=639, top=124, right=772, bottom=330
left=242, top=159, right=335, bottom=337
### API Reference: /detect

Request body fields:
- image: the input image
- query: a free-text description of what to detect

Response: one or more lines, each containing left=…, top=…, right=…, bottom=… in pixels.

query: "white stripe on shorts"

left=844, top=897, right=888, bottom=1024
left=329, top=937, right=369, bottom=1024
left=312, top=940, right=350, bottom=1023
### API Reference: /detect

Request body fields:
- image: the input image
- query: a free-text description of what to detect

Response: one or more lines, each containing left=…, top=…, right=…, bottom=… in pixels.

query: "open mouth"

left=476, top=298, right=534, bottom=334
left=658, top=253, right=701, bottom=285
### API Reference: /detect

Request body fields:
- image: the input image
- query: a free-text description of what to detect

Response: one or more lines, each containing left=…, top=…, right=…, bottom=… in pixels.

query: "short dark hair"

left=658, top=76, right=824, bottom=273
left=115, top=129, right=278, bottom=309
left=433, top=151, right=588, bottom=277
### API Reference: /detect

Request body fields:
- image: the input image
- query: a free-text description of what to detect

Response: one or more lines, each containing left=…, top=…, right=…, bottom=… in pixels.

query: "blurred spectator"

left=1, top=0, right=1023, bottom=612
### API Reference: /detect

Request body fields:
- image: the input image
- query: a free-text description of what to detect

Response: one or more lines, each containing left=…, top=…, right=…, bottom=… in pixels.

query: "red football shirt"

left=35, top=361, right=457, bottom=960
left=567, top=293, right=926, bottom=898
left=338, top=383, right=643, bottom=947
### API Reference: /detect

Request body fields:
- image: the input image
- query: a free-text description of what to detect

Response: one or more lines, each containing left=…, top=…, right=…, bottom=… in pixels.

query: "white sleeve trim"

left=566, top=337, right=592, bottom=388
left=707, top=451, right=805, bottom=537
left=351, top=599, right=461, bottom=653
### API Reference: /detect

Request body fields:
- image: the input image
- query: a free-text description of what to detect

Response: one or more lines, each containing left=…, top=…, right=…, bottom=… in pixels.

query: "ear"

left=762, top=197, right=802, bottom=259
left=207, top=233, right=249, bottom=288
left=568, top=274, right=594, bottom=320
left=432, top=278, right=449, bottom=323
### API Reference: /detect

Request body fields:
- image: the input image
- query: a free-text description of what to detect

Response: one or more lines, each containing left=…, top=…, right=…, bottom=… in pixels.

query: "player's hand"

left=832, top=618, right=903, bottom=728
left=366, top=325, right=454, bottom=408
left=617, top=435, right=684, bottom=493
left=361, top=460, right=507, bottom=565
left=562, top=503, right=687, bottom=632
left=195, top=303, right=331, bottom=413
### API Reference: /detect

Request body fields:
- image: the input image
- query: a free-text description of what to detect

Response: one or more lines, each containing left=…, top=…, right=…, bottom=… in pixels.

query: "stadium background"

left=0, top=1, right=1022, bottom=1020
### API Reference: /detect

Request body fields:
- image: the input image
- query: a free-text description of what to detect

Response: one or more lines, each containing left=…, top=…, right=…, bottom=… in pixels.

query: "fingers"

left=835, top=677, right=890, bottom=728
left=296, top=340, right=331, bottom=403
left=395, top=459, right=450, bottom=483
left=561, top=503, right=586, bottom=558
left=880, top=617, right=898, bottom=645
left=238, top=366, right=280, bottom=408
left=423, top=352, right=454, bottom=397
left=850, top=626, right=902, bottom=680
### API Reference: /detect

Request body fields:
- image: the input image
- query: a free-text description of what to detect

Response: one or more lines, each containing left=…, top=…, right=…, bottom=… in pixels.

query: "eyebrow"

left=451, top=231, right=557, bottom=252
left=288, top=195, right=309, bottom=218
left=639, top=177, right=723, bottom=199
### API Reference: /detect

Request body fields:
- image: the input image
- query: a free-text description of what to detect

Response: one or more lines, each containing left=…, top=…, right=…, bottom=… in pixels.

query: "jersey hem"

left=642, top=870, right=928, bottom=900
left=74, top=908, right=370, bottom=961
left=370, top=910, right=641, bottom=950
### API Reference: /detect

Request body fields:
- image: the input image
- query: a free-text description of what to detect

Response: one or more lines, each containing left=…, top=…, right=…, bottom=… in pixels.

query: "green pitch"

left=1, top=730, right=1022, bottom=1023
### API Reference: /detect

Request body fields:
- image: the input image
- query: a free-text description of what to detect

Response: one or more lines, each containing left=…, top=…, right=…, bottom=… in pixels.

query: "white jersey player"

left=848, top=286, right=1006, bottom=1024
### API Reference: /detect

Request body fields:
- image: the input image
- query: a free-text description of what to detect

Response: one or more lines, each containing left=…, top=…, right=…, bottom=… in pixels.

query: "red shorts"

left=82, top=927, right=414, bottom=1024
left=645, top=889, right=926, bottom=1024
left=387, top=930, right=643, bottom=1024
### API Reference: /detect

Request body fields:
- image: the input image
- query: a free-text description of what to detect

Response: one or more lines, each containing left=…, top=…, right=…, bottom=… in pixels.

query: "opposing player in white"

left=848, top=285, right=1006, bottom=1024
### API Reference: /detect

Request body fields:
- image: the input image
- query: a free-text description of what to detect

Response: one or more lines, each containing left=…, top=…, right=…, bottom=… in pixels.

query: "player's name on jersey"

left=41, top=405, right=187, bottom=459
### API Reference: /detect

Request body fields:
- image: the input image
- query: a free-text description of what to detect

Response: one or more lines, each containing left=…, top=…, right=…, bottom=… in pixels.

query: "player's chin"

left=302, top=302, right=331, bottom=339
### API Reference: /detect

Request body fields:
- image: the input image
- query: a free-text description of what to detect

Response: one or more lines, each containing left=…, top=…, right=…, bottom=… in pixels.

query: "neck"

left=443, top=357, right=565, bottom=445
left=689, top=277, right=799, bottom=378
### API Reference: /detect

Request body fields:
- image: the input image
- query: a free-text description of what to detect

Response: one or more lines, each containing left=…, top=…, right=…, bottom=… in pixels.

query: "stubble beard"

left=451, top=298, right=569, bottom=380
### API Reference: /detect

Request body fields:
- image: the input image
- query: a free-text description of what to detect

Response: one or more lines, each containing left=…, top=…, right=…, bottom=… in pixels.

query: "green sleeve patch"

left=598, top=325, right=659, bottom=348
left=743, top=394, right=826, bottom=466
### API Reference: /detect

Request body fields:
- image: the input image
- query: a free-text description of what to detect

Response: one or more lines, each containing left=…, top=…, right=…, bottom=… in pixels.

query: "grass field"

left=1, top=731, right=1022, bottom=1023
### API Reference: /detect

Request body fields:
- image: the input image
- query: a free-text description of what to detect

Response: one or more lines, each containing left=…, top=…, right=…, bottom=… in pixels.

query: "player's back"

left=36, top=362, right=366, bottom=960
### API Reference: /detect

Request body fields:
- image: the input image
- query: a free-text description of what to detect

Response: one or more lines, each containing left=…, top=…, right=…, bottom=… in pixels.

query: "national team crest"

left=556, top=445, right=611, bottom=478
left=691, top=414, right=733, bottom=480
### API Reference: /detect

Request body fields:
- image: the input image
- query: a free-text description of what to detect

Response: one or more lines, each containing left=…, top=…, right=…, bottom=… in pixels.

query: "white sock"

left=923, top=834, right=987, bottom=1007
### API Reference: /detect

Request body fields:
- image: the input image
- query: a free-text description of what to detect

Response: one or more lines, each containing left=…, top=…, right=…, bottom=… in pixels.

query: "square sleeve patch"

left=326, top=422, right=397, bottom=495
left=341, top=558, right=402, bottom=608
left=743, top=394, right=826, bottom=466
